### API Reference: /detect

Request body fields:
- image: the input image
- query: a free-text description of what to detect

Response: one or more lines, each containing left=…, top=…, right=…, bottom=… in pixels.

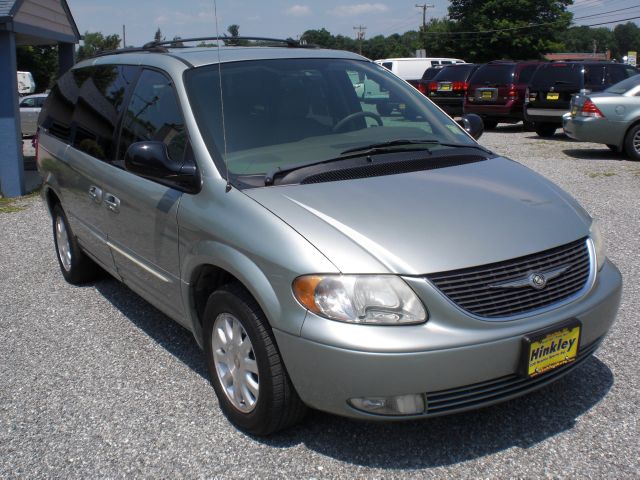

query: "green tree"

left=227, top=24, right=240, bottom=37
left=613, top=22, right=640, bottom=59
left=16, top=45, right=59, bottom=91
left=563, top=26, right=617, bottom=58
left=77, top=31, right=121, bottom=61
left=447, top=0, right=572, bottom=61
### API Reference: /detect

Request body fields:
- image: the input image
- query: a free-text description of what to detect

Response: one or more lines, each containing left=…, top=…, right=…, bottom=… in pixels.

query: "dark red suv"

left=464, top=60, right=542, bottom=129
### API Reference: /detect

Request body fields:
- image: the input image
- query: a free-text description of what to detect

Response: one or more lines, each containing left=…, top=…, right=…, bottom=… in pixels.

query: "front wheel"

left=623, top=124, right=640, bottom=160
left=203, top=284, right=307, bottom=435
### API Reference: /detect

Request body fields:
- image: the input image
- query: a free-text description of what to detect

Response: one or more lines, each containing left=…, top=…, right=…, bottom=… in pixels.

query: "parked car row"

left=409, top=59, right=640, bottom=159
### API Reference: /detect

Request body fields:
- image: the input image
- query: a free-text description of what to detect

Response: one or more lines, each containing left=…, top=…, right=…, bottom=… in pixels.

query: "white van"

left=375, top=58, right=465, bottom=86
left=17, top=71, right=36, bottom=96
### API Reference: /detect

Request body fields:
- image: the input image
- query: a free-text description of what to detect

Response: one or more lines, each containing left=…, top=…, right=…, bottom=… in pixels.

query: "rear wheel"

left=623, top=124, right=640, bottom=160
left=534, top=123, right=557, bottom=137
left=51, top=204, right=101, bottom=284
left=203, top=283, right=307, bottom=435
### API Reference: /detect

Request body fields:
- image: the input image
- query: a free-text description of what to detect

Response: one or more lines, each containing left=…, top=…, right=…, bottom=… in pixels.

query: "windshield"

left=184, top=58, right=475, bottom=179
left=605, top=73, right=640, bottom=94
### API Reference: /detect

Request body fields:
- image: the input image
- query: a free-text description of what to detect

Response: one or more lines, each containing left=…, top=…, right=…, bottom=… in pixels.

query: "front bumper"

left=562, top=113, right=625, bottom=148
left=430, top=97, right=464, bottom=116
left=275, top=260, right=622, bottom=419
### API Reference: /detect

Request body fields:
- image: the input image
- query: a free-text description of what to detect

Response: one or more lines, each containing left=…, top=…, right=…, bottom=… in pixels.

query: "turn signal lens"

left=292, top=275, right=427, bottom=325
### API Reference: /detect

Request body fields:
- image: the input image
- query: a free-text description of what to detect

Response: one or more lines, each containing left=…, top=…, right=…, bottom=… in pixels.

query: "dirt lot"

left=1, top=127, right=638, bottom=478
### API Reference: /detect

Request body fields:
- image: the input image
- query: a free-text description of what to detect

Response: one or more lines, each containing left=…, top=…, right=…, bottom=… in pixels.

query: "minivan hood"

left=245, top=157, right=591, bottom=274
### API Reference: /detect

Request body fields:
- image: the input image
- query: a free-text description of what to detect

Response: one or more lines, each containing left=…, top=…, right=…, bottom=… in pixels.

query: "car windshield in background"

left=185, top=58, right=474, bottom=181
left=434, top=64, right=476, bottom=81
left=470, top=64, right=515, bottom=85
left=605, top=73, right=640, bottom=94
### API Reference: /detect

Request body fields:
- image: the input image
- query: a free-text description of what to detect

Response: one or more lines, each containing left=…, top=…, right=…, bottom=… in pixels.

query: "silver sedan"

left=563, top=74, right=640, bottom=159
left=19, top=93, right=47, bottom=137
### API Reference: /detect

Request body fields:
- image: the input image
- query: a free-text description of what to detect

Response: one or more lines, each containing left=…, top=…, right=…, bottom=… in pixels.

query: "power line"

left=421, top=9, right=640, bottom=37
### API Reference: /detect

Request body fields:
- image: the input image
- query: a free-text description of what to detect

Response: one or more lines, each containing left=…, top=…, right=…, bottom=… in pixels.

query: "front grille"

left=424, top=337, right=602, bottom=416
left=427, top=238, right=591, bottom=318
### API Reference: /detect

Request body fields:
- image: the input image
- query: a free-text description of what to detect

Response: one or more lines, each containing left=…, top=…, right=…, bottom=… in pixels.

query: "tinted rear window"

left=421, top=67, right=443, bottom=81
left=530, top=64, right=582, bottom=88
left=469, top=64, right=516, bottom=85
left=433, top=64, right=476, bottom=82
left=517, top=64, right=539, bottom=84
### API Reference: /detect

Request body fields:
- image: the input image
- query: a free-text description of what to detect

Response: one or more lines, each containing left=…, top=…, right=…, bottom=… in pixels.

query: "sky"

left=65, top=0, right=640, bottom=48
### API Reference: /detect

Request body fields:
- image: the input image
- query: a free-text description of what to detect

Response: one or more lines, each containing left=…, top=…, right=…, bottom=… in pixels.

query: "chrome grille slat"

left=424, top=338, right=601, bottom=415
left=427, top=238, right=591, bottom=318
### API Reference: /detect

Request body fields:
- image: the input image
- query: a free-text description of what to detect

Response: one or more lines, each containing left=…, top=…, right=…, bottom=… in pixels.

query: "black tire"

left=482, top=119, right=498, bottom=130
left=51, top=204, right=101, bottom=284
left=534, top=123, right=557, bottom=137
left=203, top=283, right=307, bottom=435
left=623, top=124, right=640, bottom=160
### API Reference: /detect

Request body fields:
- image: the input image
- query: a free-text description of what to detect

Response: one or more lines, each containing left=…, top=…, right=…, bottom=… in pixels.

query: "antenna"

left=213, top=0, right=232, bottom=192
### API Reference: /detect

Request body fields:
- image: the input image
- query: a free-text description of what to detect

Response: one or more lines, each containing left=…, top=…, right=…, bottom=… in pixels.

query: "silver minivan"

left=37, top=39, right=622, bottom=435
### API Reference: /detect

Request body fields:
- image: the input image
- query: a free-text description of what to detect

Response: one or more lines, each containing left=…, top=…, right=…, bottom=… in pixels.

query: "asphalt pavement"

left=1, top=126, right=638, bottom=478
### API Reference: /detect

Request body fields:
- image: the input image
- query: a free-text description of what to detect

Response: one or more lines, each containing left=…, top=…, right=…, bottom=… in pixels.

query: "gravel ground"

left=1, top=126, right=638, bottom=478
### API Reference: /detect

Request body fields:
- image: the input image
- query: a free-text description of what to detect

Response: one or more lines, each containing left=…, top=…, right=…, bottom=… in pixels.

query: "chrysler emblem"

left=529, top=273, right=547, bottom=290
left=489, top=265, right=570, bottom=290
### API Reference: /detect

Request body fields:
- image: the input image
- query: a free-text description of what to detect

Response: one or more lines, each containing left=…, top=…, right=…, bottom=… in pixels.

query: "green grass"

left=0, top=188, right=40, bottom=214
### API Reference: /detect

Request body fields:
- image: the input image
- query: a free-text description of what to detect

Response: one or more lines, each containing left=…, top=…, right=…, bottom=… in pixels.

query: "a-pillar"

left=0, top=30, right=24, bottom=198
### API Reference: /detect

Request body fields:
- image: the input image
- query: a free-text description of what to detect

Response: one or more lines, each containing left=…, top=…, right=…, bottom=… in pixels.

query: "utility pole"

left=353, top=25, right=367, bottom=55
left=122, top=24, right=126, bottom=48
left=415, top=3, right=434, bottom=56
left=415, top=3, right=435, bottom=32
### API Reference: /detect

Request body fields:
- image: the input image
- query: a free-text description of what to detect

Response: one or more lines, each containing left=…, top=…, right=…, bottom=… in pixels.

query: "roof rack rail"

left=142, top=36, right=316, bottom=49
left=91, top=45, right=169, bottom=58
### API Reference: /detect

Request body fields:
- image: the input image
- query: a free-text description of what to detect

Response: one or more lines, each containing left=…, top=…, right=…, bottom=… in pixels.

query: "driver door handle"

left=88, top=185, right=103, bottom=203
left=104, top=193, right=120, bottom=213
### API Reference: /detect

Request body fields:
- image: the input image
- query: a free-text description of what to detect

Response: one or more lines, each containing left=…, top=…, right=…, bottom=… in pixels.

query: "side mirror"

left=124, top=141, right=200, bottom=193
left=458, top=113, right=484, bottom=140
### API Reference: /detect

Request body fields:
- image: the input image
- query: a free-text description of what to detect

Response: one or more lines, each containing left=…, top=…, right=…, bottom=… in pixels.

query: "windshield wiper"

left=263, top=140, right=490, bottom=186
left=341, top=139, right=489, bottom=155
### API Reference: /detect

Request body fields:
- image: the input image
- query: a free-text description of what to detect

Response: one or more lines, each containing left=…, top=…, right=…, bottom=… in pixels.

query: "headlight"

left=590, top=219, right=606, bottom=271
left=292, top=275, right=427, bottom=325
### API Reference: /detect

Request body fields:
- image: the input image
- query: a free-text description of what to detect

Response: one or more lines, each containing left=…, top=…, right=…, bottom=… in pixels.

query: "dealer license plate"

left=546, top=92, right=560, bottom=101
left=439, top=83, right=452, bottom=91
left=522, top=322, right=581, bottom=377
left=481, top=90, right=493, bottom=99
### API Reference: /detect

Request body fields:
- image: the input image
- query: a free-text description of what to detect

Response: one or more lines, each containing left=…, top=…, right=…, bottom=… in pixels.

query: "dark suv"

left=464, top=61, right=541, bottom=129
left=421, top=63, right=479, bottom=116
left=525, top=61, right=638, bottom=137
